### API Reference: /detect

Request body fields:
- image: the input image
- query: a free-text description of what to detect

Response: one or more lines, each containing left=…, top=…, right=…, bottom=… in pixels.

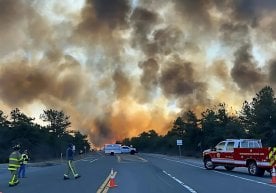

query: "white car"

left=104, top=144, right=122, bottom=155
left=121, top=145, right=136, bottom=155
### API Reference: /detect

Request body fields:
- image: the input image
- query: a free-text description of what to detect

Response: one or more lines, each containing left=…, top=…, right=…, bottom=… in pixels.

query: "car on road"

left=104, top=144, right=122, bottom=155
left=121, top=145, right=137, bottom=155
left=203, top=139, right=273, bottom=176
left=104, top=144, right=137, bottom=155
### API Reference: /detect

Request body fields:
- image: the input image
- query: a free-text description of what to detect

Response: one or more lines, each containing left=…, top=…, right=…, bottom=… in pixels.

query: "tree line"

left=1, top=86, right=275, bottom=161
left=122, top=86, right=276, bottom=156
left=0, top=108, right=90, bottom=163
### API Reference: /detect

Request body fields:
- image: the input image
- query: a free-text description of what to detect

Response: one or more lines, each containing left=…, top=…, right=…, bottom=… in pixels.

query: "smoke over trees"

left=123, top=86, right=276, bottom=155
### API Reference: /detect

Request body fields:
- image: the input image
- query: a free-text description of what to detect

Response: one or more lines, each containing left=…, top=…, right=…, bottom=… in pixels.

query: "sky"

left=0, top=0, right=276, bottom=146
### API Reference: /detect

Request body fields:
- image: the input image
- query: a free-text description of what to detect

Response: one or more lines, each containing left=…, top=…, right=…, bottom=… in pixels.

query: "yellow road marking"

left=96, top=171, right=118, bottom=193
left=102, top=172, right=117, bottom=193
left=96, top=173, right=111, bottom=193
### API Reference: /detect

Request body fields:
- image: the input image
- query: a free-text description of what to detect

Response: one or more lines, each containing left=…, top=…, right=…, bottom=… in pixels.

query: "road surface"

left=0, top=152, right=275, bottom=193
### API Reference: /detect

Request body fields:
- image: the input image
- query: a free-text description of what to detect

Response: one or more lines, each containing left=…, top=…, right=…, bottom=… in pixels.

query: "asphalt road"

left=0, top=152, right=275, bottom=193
left=141, top=154, right=276, bottom=193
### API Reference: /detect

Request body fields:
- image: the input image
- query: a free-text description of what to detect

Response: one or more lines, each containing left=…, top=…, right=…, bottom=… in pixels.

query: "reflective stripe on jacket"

left=8, top=151, right=22, bottom=171
left=22, top=153, right=29, bottom=164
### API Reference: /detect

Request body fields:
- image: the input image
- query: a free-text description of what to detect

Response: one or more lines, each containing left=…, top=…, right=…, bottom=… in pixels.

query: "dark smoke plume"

left=231, top=44, right=265, bottom=91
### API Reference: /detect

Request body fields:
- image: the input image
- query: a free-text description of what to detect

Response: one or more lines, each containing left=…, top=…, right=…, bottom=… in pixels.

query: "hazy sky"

left=0, top=0, right=276, bottom=146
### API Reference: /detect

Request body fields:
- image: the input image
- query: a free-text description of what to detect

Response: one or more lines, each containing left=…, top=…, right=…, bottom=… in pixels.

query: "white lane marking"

left=157, top=156, right=276, bottom=189
left=161, top=157, right=203, bottom=169
left=90, top=158, right=98, bottom=163
left=78, top=155, right=103, bottom=163
left=81, top=159, right=91, bottom=161
left=116, top=155, right=121, bottom=163
left=135, top=155, right=148, bottom=162
left=163, top=170, right=197, bottom=193
left=77, top=156, right=99, bottom=162
left=213, top=170, right=276, bottom=188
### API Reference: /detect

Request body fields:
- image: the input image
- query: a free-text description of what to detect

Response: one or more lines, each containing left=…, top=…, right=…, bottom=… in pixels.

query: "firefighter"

left=8, top=144, right=23, bottom=186
left=18, top=150, right=29, bottom=178
left=64, top=143, right=81, bottom=180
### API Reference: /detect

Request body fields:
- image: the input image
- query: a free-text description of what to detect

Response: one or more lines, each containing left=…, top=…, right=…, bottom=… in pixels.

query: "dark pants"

left=18, top=164, right=26, bottom=178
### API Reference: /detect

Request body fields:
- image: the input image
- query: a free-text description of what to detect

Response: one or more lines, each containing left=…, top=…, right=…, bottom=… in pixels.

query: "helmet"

left=13, top=144, right=21, bottom=151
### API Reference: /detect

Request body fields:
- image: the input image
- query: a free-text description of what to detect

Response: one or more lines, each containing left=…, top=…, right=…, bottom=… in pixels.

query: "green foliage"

left=10, top=108, right=35, bottom=127
left=123, top=86, right=276, bottom=156
left=239, top=86, right=276, bottom=146
left=70, top=131, right=90, bottom=153
left=125, top=130, right=163, bottom=153
left=1, top=85, right=276, bottom=161
left=0, top=108, right=89, bottom=163
left=0, top=110, right=10, bottom=127
left=40, top=109, right=71, bottom=137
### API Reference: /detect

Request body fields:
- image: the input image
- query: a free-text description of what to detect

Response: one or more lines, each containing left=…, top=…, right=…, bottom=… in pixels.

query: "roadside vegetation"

left=0, top=109, right=90, bottom=163
left=121, top=86, right=276, bottom=157
left=1, top=86, right=275, bottom=162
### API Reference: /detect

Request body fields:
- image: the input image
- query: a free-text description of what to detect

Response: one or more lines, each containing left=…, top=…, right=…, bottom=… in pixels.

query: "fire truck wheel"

left=204, top=158, right=215, bottom=170
left=266, top=169, right=272, bottom=176
left=248, top=161, right=265, bottom=177
left=224, top=166, right=235, bottom=171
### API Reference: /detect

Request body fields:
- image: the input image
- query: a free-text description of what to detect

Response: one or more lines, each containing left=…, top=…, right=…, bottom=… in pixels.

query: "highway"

left=0, top=152, right=276, bottom=193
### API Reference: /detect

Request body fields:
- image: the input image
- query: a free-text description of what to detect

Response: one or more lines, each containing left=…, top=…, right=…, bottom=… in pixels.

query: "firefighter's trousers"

left=64, top=160, right=78, bottom=177
left=9, top=169, right=19, bottom=186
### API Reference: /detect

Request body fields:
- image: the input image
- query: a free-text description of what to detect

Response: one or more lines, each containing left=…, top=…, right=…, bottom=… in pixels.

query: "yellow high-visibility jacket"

left=21, top=153, right=29, bottom=164
left=8, top=151, right=22, bottom=171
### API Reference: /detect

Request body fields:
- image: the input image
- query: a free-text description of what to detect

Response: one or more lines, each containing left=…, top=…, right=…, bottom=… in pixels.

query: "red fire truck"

left=203, top=139, right=272, bottom=176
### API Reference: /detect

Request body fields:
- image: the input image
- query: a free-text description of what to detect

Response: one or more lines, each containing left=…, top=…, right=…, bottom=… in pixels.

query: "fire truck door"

left=214, top=141, right=234, bottom=164
left=223, top=141, right=234, bottom=161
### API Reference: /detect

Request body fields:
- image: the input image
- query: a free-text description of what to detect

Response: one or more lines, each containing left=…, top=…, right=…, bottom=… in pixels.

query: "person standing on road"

left=8, top=144, right=23, bottom=187
left=64, top=143, right=80, bottom=180
left=18, top=150, right=29, bottom=178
